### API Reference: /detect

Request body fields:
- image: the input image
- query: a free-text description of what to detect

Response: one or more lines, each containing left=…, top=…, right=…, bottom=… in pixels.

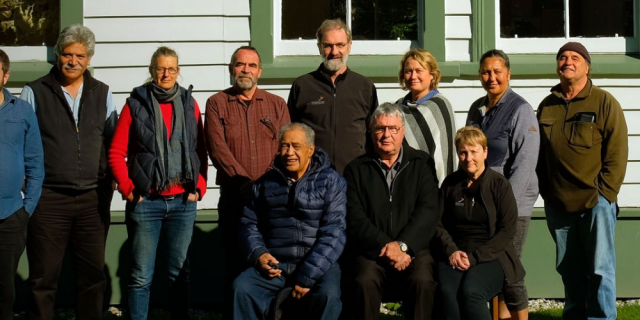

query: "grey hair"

left=370, top=103, right=405, bottom=129
left=55, top=24, right=96, bottom=58
left=316, top=19, right=352, bottom=43
left=278, top=122, right=315, bottom=146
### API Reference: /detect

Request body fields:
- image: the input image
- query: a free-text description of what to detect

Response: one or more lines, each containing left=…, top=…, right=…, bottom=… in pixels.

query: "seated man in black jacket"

left=343, top=103, right=440, bottom=320
left=233, top=122, right=347, bottom=320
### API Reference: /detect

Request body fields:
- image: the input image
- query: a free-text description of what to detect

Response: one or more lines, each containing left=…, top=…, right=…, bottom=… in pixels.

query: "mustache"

left=63, top=63, right=82, bottom=71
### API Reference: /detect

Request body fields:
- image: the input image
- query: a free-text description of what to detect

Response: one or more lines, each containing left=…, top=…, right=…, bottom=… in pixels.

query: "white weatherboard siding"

left=445, top=0, right=472, bottom=61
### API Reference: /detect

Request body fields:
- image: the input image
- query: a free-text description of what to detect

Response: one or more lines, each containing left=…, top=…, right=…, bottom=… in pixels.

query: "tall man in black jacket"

left=20, top=25, right=117, bottom=320
left=288, top=18, right=378, bottom=174
left=343, top=103, right=440, bottom=319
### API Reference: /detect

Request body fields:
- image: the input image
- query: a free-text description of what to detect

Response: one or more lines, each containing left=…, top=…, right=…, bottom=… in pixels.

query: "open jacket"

left=436, top=167, right=525, bottom=284
left=344, top=144, right=440, bottom=260
left=238, top=148, right=347, bottom=289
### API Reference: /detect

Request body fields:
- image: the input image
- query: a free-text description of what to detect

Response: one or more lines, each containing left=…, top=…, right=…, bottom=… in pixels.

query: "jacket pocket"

left=538, top=119, right=555, bottom=144
left=569, top=121, right=594, bottom=148
left=3, top=118, right=25, bottom=147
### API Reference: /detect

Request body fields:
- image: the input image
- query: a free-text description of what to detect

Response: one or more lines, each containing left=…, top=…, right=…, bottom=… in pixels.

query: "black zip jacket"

left=28, top=67, right=115, bottom=189
left=436, top=167, right=525, bottom=284
left=288, top=64, right=378, bottom=174
left=343, top=144, right=439, bottom=260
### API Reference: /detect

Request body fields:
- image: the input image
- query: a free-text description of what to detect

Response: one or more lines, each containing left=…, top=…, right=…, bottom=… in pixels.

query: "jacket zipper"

left=331, top=83, right=337, bottom=163
left=387, top=160, right=410, bottom=233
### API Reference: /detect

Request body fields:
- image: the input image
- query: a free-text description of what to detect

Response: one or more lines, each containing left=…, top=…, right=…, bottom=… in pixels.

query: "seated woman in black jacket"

left=435, top=126, right=525, bottom=320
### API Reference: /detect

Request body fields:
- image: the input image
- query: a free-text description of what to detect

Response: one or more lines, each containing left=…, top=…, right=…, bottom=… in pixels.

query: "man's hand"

left=379, top=241, right=405, bottom=266
left=292, top=285, right=310, bottom=300
left=449, top=250, right=470, bottom=271
left=393, top=253, right=413, bottom=271
left=258, top=253, right=282, bottom=278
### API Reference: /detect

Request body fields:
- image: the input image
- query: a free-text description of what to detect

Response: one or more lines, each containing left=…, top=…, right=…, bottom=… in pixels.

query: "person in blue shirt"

left=0, top=49, right=44, bottom=320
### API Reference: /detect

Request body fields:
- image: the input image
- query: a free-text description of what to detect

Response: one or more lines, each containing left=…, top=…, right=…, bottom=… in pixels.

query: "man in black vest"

left=20, top=24, right=117, bottom=320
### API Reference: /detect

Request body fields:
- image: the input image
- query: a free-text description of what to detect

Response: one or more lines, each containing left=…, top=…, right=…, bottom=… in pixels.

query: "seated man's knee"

left=407, top=268, right=436, bottom=291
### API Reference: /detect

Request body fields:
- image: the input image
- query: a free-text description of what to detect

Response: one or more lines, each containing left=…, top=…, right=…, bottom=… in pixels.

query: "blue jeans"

left=125, top=196, right=197, bottom=320
left=545, top=194, right=617, bottom=320
left=233, top=263, right=342, bottom=320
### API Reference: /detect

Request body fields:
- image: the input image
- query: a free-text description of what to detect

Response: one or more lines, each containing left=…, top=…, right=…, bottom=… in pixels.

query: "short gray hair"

left=370, top=103, right=405, bottom=129
left=316, top=19, right=352, bottom=43
left=278, top=122, right=315, bottom=147
left=55, top=24, right=96, bottom=58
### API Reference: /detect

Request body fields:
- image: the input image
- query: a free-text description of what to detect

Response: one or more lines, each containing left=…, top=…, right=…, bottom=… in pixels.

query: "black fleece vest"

left=126, top=85, right=199, bottom=196
left=29, top=68, right=110, bottom=189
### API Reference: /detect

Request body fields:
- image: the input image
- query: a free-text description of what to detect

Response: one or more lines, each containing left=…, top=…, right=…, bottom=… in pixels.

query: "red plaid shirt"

left=205, top=88, right=290, bottom=187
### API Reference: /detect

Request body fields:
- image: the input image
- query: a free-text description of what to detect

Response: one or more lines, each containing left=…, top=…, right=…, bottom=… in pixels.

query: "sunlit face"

left=231, top=49, right=262, bottom=91
left=480, top=57, right=511, bottom=99
left=403, top=57, right=433, bottom=97
left=151, top=55, right=179, bottom=90
left=557, top=50, right=589, bottom=84
left=372, top=115, right=405, bottom=158
left=0, top=62, right=9, bottom=91
left=457, top=142, right=487, bottom=179
left=279, top=128, right=315, bottom=180
left=318, top=28, right=352, bottom=72
left=58, top=43, right=90, bottom=82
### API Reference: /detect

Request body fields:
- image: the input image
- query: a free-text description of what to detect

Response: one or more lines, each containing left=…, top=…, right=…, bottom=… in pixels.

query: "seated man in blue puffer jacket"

left=233, top=122, right=347, bottom=320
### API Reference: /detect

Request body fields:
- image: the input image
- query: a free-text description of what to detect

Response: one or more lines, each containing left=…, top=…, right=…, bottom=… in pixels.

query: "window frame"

left=251, top=0, right=445, bottom=80
left=273, top=0, right=418, bottom=56
left=494, top=0, right=639, bottom=54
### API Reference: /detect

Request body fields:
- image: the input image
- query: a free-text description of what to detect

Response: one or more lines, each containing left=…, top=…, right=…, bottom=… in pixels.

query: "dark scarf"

left=149, top=82, right=194, bottom=191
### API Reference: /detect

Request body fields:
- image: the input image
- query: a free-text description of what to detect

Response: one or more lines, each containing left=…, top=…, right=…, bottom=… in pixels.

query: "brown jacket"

left=536, top=80, right=628, bottom=213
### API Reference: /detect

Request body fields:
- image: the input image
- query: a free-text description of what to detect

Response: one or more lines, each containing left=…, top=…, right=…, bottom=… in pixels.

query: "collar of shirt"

left=404, top=89, right=440, bottom=106
left=61, top=83, right=84, bottom=125
left=375, top=147, right=404, bottom=190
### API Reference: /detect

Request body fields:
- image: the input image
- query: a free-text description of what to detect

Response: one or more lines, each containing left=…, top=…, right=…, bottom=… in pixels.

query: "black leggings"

left=436, top=259, right=504, bottom=320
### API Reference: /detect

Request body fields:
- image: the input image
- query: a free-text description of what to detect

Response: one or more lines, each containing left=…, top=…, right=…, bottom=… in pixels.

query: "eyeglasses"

left=153, top=67, right=179, bottom=75
left=373, top=125, right=403, bottom=135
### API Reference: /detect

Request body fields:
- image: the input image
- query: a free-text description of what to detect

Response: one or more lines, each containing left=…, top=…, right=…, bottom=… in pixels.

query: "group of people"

left=0, top=17, right=627, bottom=320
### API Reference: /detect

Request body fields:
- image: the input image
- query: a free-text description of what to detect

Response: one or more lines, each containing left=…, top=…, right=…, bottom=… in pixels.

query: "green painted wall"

left=11, top=208, right=640, bottom=310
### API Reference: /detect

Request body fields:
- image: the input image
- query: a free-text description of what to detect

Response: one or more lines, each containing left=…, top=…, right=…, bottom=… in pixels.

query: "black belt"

left=148, top=193, right=184, bottom=201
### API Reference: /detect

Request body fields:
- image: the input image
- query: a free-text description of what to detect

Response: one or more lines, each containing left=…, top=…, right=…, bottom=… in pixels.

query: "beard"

left=234, top=74, right=256, bottom=90
left=322, top=54, right=348, bottom=72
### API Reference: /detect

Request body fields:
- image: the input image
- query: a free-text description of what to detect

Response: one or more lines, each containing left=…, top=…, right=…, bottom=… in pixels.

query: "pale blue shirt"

left=20, top=84, right=117, bottom=126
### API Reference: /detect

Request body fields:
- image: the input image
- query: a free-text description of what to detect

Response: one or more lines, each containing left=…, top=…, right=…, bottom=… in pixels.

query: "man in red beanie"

left=536, top=42, right=628, bottom=320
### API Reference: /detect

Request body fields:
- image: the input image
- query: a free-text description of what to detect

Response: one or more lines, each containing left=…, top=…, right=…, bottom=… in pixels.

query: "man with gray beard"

left=205, top=45, right=290, bottom=319
left=288, top=19, right=378, bottom=174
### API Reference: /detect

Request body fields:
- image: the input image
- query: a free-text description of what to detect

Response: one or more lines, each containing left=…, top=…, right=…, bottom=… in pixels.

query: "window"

left=496, top=0, right=637, bottom=53
left=275, top=0, right=418, bottom=56
left=0, top=0, right=60, bottom=61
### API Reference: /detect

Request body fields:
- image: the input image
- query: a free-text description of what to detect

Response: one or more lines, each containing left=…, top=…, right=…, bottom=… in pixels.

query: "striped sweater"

left=397, top=91, right=457, bottom=185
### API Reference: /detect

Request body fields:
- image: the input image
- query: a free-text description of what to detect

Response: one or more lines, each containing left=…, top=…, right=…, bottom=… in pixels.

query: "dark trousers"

left=233, top=264, right=342, bottom=320
left=0, top=208, right=29, bottom=320
left=217, top=188, right=246, bottom=319
left=437, top=259, right=504, bottom=320
left=350, top=250, right=436, bottom=320
left=26, top=187, right=112, bottom=320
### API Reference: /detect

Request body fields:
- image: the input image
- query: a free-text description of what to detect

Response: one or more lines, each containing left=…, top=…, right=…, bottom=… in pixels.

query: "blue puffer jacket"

left=238, top=148, right=347, bottom=288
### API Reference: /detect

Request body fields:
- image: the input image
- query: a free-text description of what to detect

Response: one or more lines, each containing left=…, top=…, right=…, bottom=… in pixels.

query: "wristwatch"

left=397, top=241, right=408, bottom=253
